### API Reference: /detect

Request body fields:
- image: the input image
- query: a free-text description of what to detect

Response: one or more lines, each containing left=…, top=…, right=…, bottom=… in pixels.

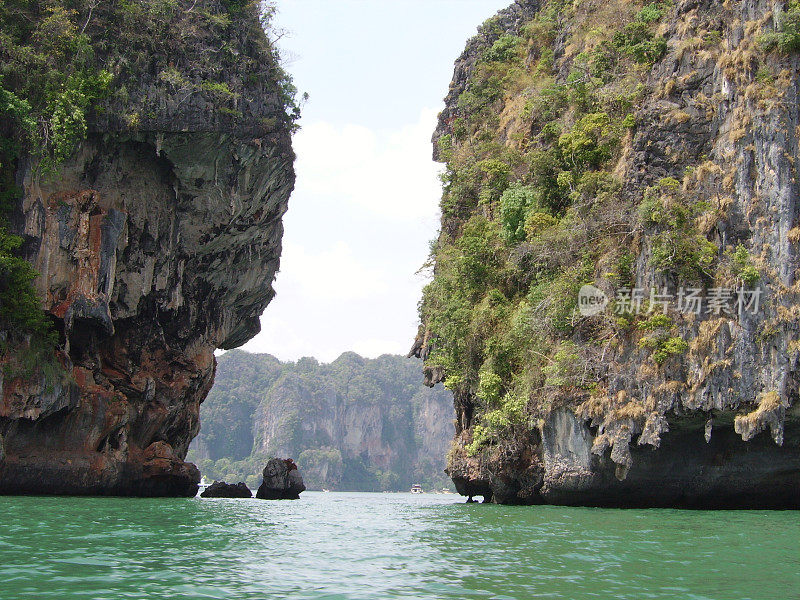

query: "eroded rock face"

left=0, top=130, right=292, bottom=496
left=256, top=458, right=305, bottom=500
left=416, top=0, right=800, bottom=507
left=537, top=411, right=800, bottom=509
left=0, top=6, right=295, bottom=496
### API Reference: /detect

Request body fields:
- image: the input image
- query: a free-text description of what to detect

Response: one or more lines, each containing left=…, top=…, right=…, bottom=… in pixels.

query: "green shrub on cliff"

left=0, top=233, right=52, bottom=339
left=612, top=4, right=668, bottom=65
left=635, top=3, right=666, bottom=24
left=466, top=390, right=528, bottom=456
left=0, top=82, right=55, bottom=347
left=499, top=184, right=540, bottom=243
left=639, top=182, right=718, bottom=280
left=558, top=112, right=620, bottom=170
left=221, top=0, right=250, bottom=12
left=637, top=315, right=689, bottom=365
left=760, top=1, right=800, bottom=53
left=0, top=2, right=113, bottom=173
left=0, top=218, right=56, bottom=376
left=1, top=1, right=302, bottom=169
left=0, top=2, right=112, bottom=358
left=731, top=245, right=760, bottom=286
left=525, top=147, right=569, bottom=214
left=484, top=34, right=524, bottom=63
left=525, top=82, right=569, bottom=124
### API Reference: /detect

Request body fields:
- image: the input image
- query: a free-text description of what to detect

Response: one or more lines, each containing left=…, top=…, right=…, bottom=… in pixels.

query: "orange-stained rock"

left=0, top=3, right=295, bottom=497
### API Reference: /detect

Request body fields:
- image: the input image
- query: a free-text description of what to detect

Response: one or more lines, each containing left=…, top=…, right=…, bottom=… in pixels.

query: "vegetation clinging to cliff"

left=760, top=0, right=800, bottom=52
left=0, top=0, right=302, bottom=361
left=422, top=0, right=799, bottom=472
left=0, top=1, right=105, bottom=350
left=420, top=0, right=695, bottom=456
left=0, top=0, right=302, bottom=166
left=0, top=93, right=57, bottom=356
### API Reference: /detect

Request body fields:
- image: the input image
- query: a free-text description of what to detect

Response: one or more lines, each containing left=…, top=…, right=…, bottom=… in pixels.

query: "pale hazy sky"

left=240, top=0, right=510, bottom=362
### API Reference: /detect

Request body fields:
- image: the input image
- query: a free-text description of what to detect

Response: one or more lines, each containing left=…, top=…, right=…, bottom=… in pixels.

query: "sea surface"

left=0, top=492, right=798, bottom=600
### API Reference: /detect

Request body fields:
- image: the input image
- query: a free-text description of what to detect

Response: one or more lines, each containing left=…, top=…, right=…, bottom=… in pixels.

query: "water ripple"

left=0, top=493, right=798, bottom=599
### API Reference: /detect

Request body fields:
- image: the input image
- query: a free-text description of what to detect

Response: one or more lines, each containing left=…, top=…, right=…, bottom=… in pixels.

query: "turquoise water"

left=0, top=492, right=798, bottom=599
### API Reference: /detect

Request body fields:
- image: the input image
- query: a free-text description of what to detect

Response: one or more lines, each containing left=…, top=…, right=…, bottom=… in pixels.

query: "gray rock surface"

left=256, top=458, right=306, bottom=500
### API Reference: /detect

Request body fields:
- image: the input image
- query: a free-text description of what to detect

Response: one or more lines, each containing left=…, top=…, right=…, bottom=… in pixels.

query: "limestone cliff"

left=0, top=1, right=295, bottom=496
left=189, top=351, right=455, bottom=491
left=414, top=0, right=800, bottom=507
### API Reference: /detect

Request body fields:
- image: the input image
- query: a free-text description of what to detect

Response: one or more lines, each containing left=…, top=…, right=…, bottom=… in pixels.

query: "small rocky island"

left=200, top=482, right=252, bottom=499
left=256, top=458, right=306, bottom=500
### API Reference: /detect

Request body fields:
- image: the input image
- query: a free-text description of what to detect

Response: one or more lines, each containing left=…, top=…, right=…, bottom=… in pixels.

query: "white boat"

left=410, top=484, right=423, bottom=494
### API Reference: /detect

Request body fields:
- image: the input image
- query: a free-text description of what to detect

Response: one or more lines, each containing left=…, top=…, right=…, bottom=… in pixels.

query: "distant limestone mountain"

left=188, top=350, right=455, bottom=491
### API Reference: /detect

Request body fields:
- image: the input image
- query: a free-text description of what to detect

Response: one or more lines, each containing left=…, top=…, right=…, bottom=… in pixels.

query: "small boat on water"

left=410, top=484, right=423, bottom=494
